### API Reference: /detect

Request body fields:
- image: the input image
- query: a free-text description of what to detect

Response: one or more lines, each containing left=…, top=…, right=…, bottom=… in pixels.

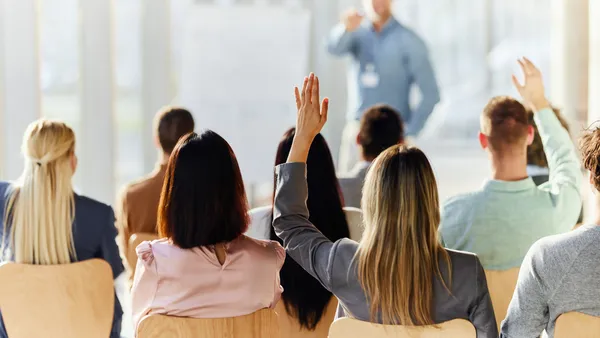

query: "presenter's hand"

left=288, top=73, right=329, bottom=163
left=512, top=57, right=550, bottom=112
left=342, top=8, right=363, bottom=32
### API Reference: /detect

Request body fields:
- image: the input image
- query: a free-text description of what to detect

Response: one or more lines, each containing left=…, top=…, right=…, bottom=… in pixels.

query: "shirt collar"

left=482, top=177, right=536, bottom=192
left=366, top=17, right=400, bottom=34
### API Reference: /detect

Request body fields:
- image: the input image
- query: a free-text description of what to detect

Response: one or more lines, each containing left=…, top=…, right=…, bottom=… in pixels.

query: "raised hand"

left=288, top=73, right=329, bottom=163
left=342, top=8, right=363, bottom=32
left=512, top=57, right=550, bottom=112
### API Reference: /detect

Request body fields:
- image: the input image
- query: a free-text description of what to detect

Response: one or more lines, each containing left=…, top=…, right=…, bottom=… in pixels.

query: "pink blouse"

left=131, top=236, right=285, bottom=331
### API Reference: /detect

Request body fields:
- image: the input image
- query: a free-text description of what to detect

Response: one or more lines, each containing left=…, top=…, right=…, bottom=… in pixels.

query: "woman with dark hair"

left=131, top=131, right=285, bottom=331
left=248, top=128, right=360, bottom=337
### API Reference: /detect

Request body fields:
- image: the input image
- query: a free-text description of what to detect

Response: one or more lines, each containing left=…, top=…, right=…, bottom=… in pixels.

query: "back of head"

left=358, top=145, right=450, bottom=325
left=158, top=131, right=249, bottom=248
left=581, top=127, right=600, bottom=191
left=155, top=107, right=195, bottom=155
left=527, top=106, right=570, bottom=167
left=481, top=96, right=529, bottom=157
left=270, top=128, right=350, bottom=330
left=2, top=120, right=77, bottom=265
left=359, top=105, right=404, bottom=161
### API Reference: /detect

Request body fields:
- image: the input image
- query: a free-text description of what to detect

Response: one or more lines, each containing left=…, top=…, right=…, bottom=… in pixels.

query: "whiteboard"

left=179, top=5, right=311, bottom=185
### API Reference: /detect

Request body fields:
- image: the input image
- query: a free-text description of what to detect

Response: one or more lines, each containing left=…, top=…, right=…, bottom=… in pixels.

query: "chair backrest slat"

left=555, top=312, right=600, bottom=338
left=0, top=259, right=114, bottom=338
left=275, top=296, right=337, bottom=338
left=328, top=318, right=475, bottom=338
left=485, top=268, right=520, bottom=330
left=137, top=308, right=280, bottom=338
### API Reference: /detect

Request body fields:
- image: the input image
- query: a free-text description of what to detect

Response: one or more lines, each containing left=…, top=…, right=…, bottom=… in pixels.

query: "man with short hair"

left=328, top=0, right=440, bottom=174
left=117, top=107, right=195, bottom=273
left=338, top=104, right=404, bottom=208
left=439, top=59, right=582, bottom=270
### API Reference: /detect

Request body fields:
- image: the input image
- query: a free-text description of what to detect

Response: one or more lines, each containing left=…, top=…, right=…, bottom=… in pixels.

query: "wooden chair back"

left=328, top=318, right=475, bottom=338
left=127, top=232, right=159, bottom=272
left=137, top=308, right=279, bottom=338
left=275, top=297, right=337, bottom=338
left=555, top=312, right=600, bottom=337
left=484, top=268, right=520, bottom=330
left=0, top=259, right=114, bottom=338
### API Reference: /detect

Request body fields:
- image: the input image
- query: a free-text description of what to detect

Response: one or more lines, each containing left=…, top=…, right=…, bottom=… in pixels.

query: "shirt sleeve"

left=534, top=108, right=583, bottom=230
left=272, top=162, right=341, bottom=292
left=405, top=35, right=440, bottom=136
left=500, top=242, right=550, bottom=338
left=326, top=23, right=358, bottom=57
left=131, top=241, right=159, bottom=331
left=470, top=256, right=499, bottom=338
left=100, top=207, right=125, bottom=280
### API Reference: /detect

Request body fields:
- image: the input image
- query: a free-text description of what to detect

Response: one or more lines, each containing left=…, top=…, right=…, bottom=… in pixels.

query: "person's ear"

left=526, top=125, right=535, bottom=146
left=154, top=135, right=161, bottom=149
left=356, top=133, right=361, bottom=146
left=71, top=153, right=78, bottom=174
left=478, top=132, right=488, bottom=150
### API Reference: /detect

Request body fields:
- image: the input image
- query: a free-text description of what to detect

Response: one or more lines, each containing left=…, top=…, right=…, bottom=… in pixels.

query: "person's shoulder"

left=74, top=194, right=112, bottom=216
left=529, top=225, right=600, bottom=259
left=394, top=21, right=427, bottom=47
left=237, top=236, right=286, bottom=263
left=445, top=248, right=480, bottom=265
left=442, top=191, right=482, bottom=214
left=122, top=173, right=160, bottom=200
left=0, top=181, right=14, bottom=202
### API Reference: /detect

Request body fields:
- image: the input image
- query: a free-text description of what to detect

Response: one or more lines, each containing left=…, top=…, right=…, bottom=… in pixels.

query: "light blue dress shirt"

left=439, top=108, right=583, bottom=270
left=327, top=18, right=440, bottom=135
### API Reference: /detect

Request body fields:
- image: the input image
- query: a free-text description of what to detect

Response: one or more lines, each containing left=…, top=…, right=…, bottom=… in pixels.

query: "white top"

left=246, top=205, right=364, bottom=242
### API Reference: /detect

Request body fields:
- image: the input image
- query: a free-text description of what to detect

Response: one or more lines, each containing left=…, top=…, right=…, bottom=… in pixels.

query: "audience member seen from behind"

left=117, top=107, right=194, bottom=274
left=439, top=58, right=582, bottom=270
left=0, top=120, right=124, bottom=338
left=248, top=127, right=352, bottom=336
left=131, top=131, right=285, bottom=331
left=338, top=105, right=404, bottom=208
left=500, top=127, right=600, bottom=337
left=272, top=74, right=497, bottom=337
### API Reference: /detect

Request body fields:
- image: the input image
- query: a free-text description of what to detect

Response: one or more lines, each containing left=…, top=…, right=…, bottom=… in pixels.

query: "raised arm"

left=513, top=58, right=582, bottom=227
left=405, top=36, right=440, bottom=136
left=326, top=9, right=362, bottom=57
left=272, top=73, right=339, bottom=291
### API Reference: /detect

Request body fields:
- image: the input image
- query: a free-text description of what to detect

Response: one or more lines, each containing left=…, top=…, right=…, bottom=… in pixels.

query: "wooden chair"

left=127, top=232, right=159, bottom=273
left=484, top=268, right=520, bottom=330
left=137, top=308, right=280, bottom=338
left=275, top=297, right=337, bottom=338
left=555, top=312, right=600, bottom=337
left=328, top=318, right=475, bottom=338
left=0, top=259, right=114, bottom=338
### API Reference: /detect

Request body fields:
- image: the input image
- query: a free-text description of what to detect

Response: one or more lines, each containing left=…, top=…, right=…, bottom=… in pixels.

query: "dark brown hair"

left=527, top=106, right=570, bottom=167
left=157, top=131, right=249, bottom=248
left=270, top=128, right=350, bottom=330
left=581, top=127, right=600, bottom=191
left=481, top=96, right=529, bottom=154
left=359, top=105, right=404, bottom=160
left=155, top=107, right=195, bottom=154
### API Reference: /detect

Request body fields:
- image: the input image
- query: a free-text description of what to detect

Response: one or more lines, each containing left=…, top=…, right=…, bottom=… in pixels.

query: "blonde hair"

left=357, top=145, right=451, bottom=325
left=1, top=120, right=76, bottom=265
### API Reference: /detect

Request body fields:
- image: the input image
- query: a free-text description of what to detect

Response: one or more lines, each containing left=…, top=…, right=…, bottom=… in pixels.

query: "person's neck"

left=373, top=14, right=392, bottom=32
left=489, top=153, right=528, bottom=181
left=159, top=152, right=170, bottom=166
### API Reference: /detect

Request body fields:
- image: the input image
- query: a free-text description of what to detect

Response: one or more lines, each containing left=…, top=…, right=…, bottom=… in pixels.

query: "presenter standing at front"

left=328, top=0, right=440, bottom=173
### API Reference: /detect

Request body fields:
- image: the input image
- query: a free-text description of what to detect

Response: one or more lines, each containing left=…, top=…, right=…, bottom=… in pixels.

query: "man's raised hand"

left=512, top=57, right=550, bottom=112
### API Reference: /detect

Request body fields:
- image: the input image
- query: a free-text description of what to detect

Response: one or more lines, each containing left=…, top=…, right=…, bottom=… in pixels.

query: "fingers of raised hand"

left=511, top=74, right=523, bottom=91
left=305, top=73, right=315, bottom=104
left=301, top=76, right=308, bottom=103
left=321, top=98, right=329, bottom=123
left=313, top=76, right=320, bottom=107
left=294, top=87, right=301, bottom=110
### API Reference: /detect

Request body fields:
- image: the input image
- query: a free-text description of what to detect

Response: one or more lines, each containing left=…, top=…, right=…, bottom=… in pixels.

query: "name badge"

left=361, top=63, right=379, bottom=88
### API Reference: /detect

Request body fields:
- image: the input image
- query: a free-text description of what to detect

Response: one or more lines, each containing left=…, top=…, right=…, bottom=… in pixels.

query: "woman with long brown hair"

left=272, top=73, right=497, bottom=337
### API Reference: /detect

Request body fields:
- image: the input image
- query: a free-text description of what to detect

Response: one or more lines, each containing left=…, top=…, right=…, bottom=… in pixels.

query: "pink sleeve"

left=131, top=241, right=159, bottom=334
left=270, top=241, right=285, bottom=308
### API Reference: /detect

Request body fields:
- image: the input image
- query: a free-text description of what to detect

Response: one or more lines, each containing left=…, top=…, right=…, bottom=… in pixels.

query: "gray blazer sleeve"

left=471, top=257, right=499, bottom=337
left=272, top=163, right=342, bottom=291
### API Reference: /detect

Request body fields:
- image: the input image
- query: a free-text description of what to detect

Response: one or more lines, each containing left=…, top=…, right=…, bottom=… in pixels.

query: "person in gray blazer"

left=0, top=120, right=123, bottom=338
left=338, top=104, right=404, bottom=208
left=273, top=73, right=497, bottom=337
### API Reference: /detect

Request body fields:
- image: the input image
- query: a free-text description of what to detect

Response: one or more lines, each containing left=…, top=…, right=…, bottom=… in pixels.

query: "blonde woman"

left=272, top=74, right=497, bottom=337
left=0, top=120, right=123, bottom=338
